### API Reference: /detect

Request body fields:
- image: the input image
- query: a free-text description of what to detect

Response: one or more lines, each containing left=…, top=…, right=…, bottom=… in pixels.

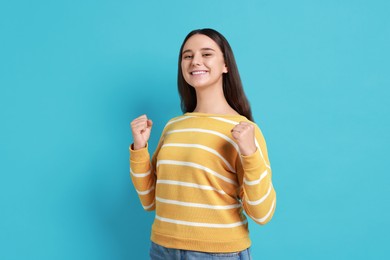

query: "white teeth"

left=191, top=71, right=207, bottom=75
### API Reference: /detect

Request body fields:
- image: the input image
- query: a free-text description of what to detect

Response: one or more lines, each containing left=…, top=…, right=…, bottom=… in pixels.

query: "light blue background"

left=1, top=0, right=389, bottom=259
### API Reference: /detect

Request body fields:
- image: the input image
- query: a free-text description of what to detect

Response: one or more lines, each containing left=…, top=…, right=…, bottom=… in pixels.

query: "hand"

left=231, top=122, right=257, bottom=156
left=130, top=114, right=153, bottom=150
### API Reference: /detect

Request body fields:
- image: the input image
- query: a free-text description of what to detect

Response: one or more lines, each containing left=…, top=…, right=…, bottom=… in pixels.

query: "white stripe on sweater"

left=166, top=116, right=194, bottom=126
left=135, top=186, right=155, bottom=195
left=248, top=199, right=276, bottom=224
left=157, top=160, right=237, bottom=185
left=210, top=117, right=240, bottom=125
left=142, top=201, right=155, bottom=210
left=155, top=215, right=247, bottom=228
left=156, top=197, right=240, bottom=210
left=157, top=180, right=226, bottom=195
left=244, top=170, right=268, bottom=186
left=162, top=143, right=235, bottom=173
left=165, top=128, right=239, bottom=152
left=130, top=168, right=151, bottom=178
left=246, top=184, right=273, bottom=205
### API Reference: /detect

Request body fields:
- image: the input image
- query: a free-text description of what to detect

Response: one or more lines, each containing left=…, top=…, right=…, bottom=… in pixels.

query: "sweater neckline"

left=184, top=112, right=248, bottom=119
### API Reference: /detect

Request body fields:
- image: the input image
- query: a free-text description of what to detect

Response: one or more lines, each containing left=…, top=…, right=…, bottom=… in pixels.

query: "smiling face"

left=180, top=34, right=228, bottom=90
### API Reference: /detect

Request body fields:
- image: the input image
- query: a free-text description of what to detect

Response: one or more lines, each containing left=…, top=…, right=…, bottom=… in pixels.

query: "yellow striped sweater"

left=129, top=112, right=276, bottom=253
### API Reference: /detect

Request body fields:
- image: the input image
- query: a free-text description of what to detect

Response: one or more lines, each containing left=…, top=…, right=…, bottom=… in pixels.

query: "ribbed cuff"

left=129, top=143, right=150, bottom=162
left=240, top=149, right=262, bottom=170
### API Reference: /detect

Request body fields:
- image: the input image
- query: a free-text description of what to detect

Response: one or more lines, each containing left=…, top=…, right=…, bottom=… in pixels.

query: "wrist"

left=133, top=142, right=147, bottom=150
left=239, top=146, right=257, bottom=156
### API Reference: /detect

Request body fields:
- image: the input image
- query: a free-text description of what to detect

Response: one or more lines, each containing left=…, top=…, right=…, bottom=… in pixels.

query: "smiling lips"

left=190, top=70, right=208, bottom=75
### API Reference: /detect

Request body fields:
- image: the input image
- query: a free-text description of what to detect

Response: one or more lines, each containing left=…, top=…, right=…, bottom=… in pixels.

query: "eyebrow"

left=182, top=48, right=216, bottom=54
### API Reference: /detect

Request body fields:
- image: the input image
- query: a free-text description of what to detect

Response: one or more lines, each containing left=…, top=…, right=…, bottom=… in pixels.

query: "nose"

left=191, top=53, right=202, bottom=66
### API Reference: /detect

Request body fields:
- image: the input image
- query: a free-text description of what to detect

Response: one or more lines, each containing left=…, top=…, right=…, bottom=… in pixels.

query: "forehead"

left=182, top=34, right=221, bottom=52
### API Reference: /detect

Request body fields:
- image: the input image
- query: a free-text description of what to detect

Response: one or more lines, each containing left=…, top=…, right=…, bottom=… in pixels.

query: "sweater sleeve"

left=238, top=125, right=276, bottom=225
left=129, top=130, right=166, bottom=211
left=129, top=144, right=156, bottom=211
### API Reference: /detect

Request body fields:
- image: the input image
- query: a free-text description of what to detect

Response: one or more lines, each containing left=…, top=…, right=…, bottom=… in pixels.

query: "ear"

left=223, top=64, right=228, bottom=73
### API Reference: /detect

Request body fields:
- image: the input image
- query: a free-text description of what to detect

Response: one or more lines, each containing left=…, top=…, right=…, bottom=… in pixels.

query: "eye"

left=183, top=55, right=193, bottom=60
left=202, top=53, right=212, bottom=57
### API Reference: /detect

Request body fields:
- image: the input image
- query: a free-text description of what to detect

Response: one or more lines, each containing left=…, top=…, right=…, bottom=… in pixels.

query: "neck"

left=193, top=84, right=238, bottom=115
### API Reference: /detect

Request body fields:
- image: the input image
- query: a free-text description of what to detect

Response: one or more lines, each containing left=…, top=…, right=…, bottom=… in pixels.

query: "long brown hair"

left=177, top=28, right=254, bottom=121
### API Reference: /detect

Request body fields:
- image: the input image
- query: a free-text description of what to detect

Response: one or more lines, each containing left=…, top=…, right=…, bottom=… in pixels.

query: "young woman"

left=130, top=28, right=276, bottom=259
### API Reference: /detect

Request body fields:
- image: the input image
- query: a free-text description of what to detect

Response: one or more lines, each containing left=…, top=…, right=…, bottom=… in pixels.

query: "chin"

left=189, top=83, right=209, bottom=89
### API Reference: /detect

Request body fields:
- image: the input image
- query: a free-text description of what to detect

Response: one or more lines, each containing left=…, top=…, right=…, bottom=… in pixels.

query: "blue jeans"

left=149, top=242, right=252, bottom=260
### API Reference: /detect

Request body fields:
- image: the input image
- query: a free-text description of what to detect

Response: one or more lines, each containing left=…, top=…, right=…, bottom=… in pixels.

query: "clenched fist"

left=130, top=114, right=153, bottom=150
left=231, top=122, right=257, bottom=156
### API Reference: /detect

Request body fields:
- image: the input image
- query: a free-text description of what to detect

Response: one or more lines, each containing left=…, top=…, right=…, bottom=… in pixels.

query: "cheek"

left=181, top=61, right=187, bottom=74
